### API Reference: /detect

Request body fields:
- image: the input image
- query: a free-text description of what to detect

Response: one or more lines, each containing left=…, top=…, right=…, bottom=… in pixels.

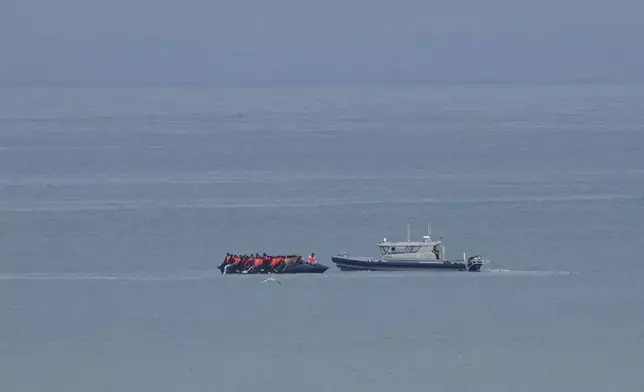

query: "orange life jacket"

left=308, top=255, right=317, bottom=264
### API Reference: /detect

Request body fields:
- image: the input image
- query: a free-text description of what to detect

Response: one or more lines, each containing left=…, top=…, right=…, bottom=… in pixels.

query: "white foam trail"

left=1, top=194, right=639, bottom=213
left=482, top=269, right=579, bottom=276
left=262, top=277, right=282, bottom=285
left=0, top=269, right=578, bottom=282
left=0, top=168, right=642, bottom=187
left=306, top=269, right=578, bottom=279
left=0, top=272, right=221, bottom=281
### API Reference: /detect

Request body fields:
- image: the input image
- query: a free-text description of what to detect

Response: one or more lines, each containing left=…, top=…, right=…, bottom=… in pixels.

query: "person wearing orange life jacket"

left=243, top=256, right=253, bottom=269
left=308, top=253, right=317, bottom=264
left=219, top=253, right=231, bottom=272
left=262, top=253, right=271, bottom=269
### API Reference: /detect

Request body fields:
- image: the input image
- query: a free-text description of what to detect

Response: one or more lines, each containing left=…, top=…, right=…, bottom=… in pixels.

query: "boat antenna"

left=407, top=222, right=411, bottom=242
left=428, top=222, right=432, bottom=239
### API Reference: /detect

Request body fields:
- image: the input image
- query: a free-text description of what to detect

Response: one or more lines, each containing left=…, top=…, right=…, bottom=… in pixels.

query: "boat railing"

left=458, top=253, right=490, bottom=266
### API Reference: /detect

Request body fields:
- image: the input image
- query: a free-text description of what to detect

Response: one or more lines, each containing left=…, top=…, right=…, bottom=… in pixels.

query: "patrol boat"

left=331, top=224, right=489, bottom=272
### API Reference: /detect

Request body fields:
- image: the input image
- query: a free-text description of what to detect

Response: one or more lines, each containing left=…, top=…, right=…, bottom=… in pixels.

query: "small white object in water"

left=262, top=277, right=281, bottom=285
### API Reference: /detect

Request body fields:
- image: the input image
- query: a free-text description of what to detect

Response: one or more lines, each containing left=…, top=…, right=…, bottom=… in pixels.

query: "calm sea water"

left=1, top=84, right=643, bottom=391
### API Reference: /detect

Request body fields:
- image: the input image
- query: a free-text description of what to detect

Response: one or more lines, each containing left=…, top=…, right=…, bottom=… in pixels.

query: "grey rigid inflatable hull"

left=279, top=263, right=329, bottom=274
left=219, top=263, right=329, bottom=274
left=331, top=256, right=483, bottom=272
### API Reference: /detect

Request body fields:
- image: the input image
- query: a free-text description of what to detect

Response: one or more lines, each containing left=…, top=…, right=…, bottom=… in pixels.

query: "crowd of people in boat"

left=219, top=253, right=317, bottom=273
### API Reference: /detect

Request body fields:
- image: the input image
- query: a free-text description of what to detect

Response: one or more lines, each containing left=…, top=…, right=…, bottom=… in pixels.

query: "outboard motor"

left=466, top=255, right=485, bottom=271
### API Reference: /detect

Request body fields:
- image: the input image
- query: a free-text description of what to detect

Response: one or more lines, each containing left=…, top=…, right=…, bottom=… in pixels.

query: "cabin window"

left=388, top=246, right=408, bottom=254
left=380, top=246, right=419, bottom=255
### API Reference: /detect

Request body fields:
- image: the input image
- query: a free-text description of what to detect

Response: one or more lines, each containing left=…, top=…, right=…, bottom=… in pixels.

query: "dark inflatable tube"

left=281, top=263, right=329, bottom=274
left=218, top=263, right=329, bottom=275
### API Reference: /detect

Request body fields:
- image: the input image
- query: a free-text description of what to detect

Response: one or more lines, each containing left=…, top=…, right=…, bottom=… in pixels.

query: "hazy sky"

left=1, top=0, right=643, bottom=83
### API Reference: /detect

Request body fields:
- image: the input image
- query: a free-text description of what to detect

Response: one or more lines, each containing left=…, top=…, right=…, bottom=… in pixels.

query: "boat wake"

left=0, top=269, right=577, bottom=282
left=314, top=269, right=578, bottom=279
left=1, top=193, right=639, bottom=213
left=0, top=271, right=222, bottom=282
left=482, top=268, right=578, bottom=276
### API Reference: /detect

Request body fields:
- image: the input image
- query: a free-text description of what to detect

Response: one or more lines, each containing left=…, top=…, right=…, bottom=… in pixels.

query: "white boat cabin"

left=378, top=234, right=446, bottom=261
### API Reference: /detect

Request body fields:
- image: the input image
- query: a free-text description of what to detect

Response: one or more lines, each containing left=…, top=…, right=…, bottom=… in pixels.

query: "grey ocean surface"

left=1, top=84, right=643, bottom=391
